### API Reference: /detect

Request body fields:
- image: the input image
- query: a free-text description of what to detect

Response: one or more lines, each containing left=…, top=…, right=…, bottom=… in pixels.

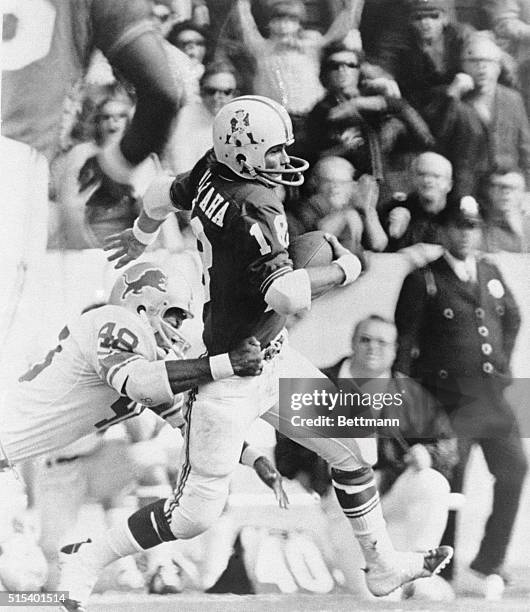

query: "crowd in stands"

left=4, top=0, right=529, bottom=602
left=48, top=0, right=530, bottom=256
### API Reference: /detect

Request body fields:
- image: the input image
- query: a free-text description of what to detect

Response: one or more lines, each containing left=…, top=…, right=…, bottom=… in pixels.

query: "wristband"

left=240, top=445, right=263, bottom=468
left=132, top=218, right=160, bottom=246
left=333, top=254, right=362, bottom=286
left=209, top=353, right=235, bottom=380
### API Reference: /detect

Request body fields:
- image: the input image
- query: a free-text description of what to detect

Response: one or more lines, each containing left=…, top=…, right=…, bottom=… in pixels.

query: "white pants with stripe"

left=165, top=340, right=376, bottom=539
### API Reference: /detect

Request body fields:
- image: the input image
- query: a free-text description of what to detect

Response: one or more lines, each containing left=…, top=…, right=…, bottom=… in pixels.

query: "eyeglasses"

left=326, top=60, right=360, bottom=71
left=358, top=335, right=394, bottom=348
left=99, top=113, right=129, bottom=121
left=412, top=11, right=443, bottom=20
left=178, top=38, right=206, bottom=48
left=201, top=86, right=235, bottom=97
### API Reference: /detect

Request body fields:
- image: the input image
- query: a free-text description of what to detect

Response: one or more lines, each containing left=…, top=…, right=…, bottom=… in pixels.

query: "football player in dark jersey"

left=60, top=96, right=453, bottom=610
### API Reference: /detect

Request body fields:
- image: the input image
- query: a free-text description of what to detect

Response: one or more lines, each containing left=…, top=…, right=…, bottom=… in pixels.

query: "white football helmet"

left=109, top=262, right=193, bottom=357
left=212, top=95, right=309, bottom=187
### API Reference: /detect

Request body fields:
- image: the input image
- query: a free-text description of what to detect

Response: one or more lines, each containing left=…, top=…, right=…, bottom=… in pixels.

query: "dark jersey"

left=170, top=153, right=293, bottom=354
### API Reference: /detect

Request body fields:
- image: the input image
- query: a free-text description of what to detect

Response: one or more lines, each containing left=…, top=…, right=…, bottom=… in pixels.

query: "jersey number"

left=190, top=216, right=213, bottom=301
left=94, top=397, right=144, bottom=432
left=2, top=0, right=56, bottom=71
left=97, top=323, right=139, bottom=353
left=250, top=215, right=289, bottom=255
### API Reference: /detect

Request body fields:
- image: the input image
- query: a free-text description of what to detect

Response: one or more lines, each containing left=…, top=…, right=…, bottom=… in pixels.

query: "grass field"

left=84, top=591, right=530, bottom=612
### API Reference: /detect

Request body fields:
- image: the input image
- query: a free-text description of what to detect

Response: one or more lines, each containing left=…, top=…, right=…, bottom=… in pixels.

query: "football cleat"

left=58, top=540, right=99, bottom=612
left=148, top=563, right=184, bottom=595
left=365, top=546, right=453, bottom=597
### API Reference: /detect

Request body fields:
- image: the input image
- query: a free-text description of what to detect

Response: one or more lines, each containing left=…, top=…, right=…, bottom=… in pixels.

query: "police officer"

left=394, top=197, right=527, bottom=597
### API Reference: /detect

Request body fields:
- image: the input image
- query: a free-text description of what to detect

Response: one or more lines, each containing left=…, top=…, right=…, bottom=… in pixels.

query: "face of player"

left=462, top=41, right=502, bottom=92
left=316, top=159, right=355, bottom=210
left=444, top=225, right=481, bottom=259
left=201, top=72, right=238, bottom=117
left=410, top=11, right=447, bottom=43
left=175, top=29, right=207, bottom=63
left=264, top=143, right=290, bottom=181
left=98, top=101, right=130, bottom=144
left=325, top=51, right=361, bottom=95
left=351, top=320, right=397, bottom=377
left=487, top=172, right=526, bottom=216
left=412, top=155, right=452, bottom=211
left=268, top=16, right=300, bottom=39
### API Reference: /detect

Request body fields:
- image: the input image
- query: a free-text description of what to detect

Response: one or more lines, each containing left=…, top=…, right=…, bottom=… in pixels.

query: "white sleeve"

left=264, top=269, right=311, bottom=315
left=123, top=359, right=174, bottom=406
left=142, top=175, right=176, bottom=220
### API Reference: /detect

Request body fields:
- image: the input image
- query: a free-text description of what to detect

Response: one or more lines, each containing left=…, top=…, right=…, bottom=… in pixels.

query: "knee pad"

left=128, top=498, right=175, bottom=550
left=331, top=465, right=374, bottom=487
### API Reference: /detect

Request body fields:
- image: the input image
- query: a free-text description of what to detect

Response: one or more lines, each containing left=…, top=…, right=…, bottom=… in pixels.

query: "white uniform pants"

left=165, top=341, right=376, bottom=539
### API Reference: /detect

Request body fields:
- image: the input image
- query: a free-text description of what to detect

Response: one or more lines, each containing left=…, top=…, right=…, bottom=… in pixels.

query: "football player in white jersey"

left=1, top=261, right=262, bottom=464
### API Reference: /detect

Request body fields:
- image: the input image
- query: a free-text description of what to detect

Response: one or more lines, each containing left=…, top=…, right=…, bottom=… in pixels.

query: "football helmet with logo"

left=212, top=95, right=309, bottom=187
left=109, top=262, right=193, bottom=357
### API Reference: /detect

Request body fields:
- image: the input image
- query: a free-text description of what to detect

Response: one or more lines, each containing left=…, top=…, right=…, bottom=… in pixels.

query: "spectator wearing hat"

left=485, top=0, right=530, bottom=115
left=480, top=166, right=530, bottom=253
left=167, top=21, right=210, bottom=96
left=218, top=0, right=363, bottom=151
left=394, top=197, right=526, bottom=598
left=375, top=0, right=475, bottom=115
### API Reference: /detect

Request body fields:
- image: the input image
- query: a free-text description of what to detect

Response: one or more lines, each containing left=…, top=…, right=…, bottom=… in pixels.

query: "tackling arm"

left=123, top=337, right=263, bottom=403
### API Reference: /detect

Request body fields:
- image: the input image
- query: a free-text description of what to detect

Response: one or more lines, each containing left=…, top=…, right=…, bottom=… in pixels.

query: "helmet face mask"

left=213, top=95, right=309, bottom=187
left=109, top=263, right=193, bottom=357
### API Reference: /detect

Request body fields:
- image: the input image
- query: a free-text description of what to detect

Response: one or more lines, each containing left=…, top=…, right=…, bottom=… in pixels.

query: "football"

left=289, top=231, right=334, bottom=269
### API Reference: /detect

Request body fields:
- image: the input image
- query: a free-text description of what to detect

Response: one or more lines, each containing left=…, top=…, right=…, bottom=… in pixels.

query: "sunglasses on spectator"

left=326, top=60, right=360, bottom=71
left=178, top=38, right=206, bottom=48
left=202, top=86, right=235, bottom=96
left=99, top=112, right=129, bottom=121
left=358, top=335, right=394, bottom=348
left=412, top=11, right=443, bottom=20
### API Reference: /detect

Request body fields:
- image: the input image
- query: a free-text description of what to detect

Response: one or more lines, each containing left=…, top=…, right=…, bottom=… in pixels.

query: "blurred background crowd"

left=2, top=0, right=530, bottom=604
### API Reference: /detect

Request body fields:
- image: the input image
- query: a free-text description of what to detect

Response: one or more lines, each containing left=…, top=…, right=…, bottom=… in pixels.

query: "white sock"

left=334, top=477, right=396, bottom=567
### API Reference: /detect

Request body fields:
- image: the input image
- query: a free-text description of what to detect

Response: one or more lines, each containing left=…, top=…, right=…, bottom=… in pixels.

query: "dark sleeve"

left=169, top=153, right=213, bottom=211
left=498, top=269, right=522, bottom=360
left=92, top=0, right=180, bottom=163
left=234, top=198, right=293, bottom=296
left=304, top=103, right=329, bottom=166
left=394, top=270, right=428, bottom=375
left=424, top=438, right=459, bottom=480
